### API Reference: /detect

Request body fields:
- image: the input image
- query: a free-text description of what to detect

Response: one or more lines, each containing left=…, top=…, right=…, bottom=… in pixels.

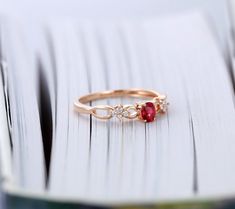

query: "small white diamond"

left=159, top=99, right=168, bottom=113
left=112, top=105, right=124, bottom=118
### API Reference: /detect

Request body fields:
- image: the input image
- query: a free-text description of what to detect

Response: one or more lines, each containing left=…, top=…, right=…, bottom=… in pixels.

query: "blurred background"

left=0, top=0, right=232, bottom=208
left=0, top=0, right=230, bottom=50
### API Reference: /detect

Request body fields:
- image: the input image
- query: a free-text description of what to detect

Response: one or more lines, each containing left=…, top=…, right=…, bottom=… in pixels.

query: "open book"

left=1, top=12, right=235, bottom=206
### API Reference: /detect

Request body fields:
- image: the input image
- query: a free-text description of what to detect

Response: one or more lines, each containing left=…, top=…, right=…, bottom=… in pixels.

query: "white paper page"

left=1, top=19, right=45, bottom=191
left=1, top=11, right=235, bottom=203
left=45, top=12, right=235, bottom=202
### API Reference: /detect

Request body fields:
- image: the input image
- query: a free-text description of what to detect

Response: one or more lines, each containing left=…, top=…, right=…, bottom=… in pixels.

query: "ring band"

left=74, top=89, right=168, bottom=123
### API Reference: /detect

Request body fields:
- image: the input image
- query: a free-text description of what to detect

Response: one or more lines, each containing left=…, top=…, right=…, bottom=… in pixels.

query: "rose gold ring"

left=74, top=89, right=168, bottom=123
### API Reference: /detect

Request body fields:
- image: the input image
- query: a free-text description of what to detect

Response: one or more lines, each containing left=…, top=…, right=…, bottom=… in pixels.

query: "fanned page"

left=1, top=12, right=235, bottom=203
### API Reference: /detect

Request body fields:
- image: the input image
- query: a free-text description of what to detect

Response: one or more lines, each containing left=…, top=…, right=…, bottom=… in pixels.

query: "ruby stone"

left=140, top=102, right=156, bottom=122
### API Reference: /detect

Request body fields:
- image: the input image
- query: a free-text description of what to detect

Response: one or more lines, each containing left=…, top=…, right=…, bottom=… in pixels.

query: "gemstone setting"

left=158, top=98, right=168, bottom=113
left=112, top=105, right=130, bottom=119
left=140, top=102, right=156, bottom=122
left=112, top=105, right=125, bottom=119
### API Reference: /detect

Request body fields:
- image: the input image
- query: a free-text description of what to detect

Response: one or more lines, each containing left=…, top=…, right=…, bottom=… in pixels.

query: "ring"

left=74, top=89, right=168, bottom=123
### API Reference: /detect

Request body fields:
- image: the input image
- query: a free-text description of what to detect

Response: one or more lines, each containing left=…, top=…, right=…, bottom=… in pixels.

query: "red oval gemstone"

left=140, top=102, right=156, bottom=122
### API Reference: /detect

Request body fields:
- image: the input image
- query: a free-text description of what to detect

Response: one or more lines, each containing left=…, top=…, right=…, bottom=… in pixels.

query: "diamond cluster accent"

left=112, top=105, right=126, bottom=119
left=158, top=98, right=168, bottom=113
left=110, top=97, right=168, bottom=122
left=111, top=105, right=138, bottom=120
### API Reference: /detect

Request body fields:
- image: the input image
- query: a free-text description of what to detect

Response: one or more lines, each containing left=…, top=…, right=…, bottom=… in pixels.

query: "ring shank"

left=78, top=89, right=161, bottom=104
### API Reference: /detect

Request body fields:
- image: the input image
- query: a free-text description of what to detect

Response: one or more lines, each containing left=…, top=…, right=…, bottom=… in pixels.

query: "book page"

left=2, top=12, right=235, bottom=203
left=47, top=13, right=235, bottom=201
